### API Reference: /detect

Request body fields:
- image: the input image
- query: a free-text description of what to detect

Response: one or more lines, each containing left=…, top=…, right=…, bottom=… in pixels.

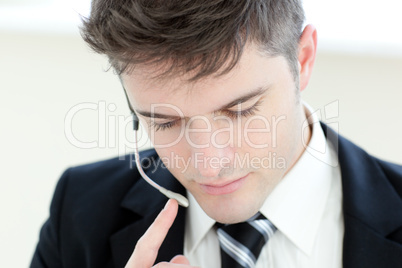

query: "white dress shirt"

left=184, top=103, right=344, bottom=268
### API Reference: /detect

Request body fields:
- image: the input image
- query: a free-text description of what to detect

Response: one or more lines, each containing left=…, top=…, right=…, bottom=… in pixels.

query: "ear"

left=298, top=24, right=317, bottom=92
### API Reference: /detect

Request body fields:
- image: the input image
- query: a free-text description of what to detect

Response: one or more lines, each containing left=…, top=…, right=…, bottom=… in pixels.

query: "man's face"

left=122, top=44, right=308, bottom=223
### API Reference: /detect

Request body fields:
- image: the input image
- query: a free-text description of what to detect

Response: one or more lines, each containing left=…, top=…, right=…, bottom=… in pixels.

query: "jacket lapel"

left=109, top=150, right=187, bottom=268
left=343, top=215, right=402, bottom=268
left=322, top=123, right=402, bottom=267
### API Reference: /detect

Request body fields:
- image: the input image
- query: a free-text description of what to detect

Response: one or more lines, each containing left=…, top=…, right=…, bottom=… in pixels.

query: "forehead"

left=121, top=46, right=290, bottom=116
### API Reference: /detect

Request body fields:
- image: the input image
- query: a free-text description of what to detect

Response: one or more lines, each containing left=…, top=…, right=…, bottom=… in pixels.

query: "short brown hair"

left=80, top=0, right=305, bottom=81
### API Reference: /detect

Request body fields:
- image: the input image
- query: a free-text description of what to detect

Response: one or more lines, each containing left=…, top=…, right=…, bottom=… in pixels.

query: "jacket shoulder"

left=64, top=148, right=158, bottom=194
left=30, top=148, right=159, bottom=268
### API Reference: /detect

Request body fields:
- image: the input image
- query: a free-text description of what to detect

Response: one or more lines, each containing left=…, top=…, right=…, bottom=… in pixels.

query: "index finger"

left=125, top=199, right=179, bottom=268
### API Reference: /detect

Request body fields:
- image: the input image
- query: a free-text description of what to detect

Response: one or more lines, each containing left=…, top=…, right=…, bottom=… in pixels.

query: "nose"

left=192, top=145, right=235, bottom=178
left=187, top=118, right=235, bottom=178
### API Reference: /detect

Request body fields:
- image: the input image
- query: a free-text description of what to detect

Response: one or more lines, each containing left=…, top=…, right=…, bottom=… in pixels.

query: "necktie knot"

left=217, top=213, right=277, bottom=268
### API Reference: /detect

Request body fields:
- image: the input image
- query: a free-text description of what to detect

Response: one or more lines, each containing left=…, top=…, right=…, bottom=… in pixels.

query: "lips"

left=199, top=174, right=249, bottom=195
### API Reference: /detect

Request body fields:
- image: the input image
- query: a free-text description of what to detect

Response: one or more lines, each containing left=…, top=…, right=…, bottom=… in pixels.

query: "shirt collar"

left=184, top=102, right=336, bottom=256
left=260, top=102, right=336, bottom=256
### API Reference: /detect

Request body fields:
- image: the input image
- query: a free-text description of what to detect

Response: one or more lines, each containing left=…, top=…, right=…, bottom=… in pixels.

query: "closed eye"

left=150, top=119, right=181, bottom=132
left=150, top=99, right=263, bottom=132
left=221, top=99, right=262, bottom=119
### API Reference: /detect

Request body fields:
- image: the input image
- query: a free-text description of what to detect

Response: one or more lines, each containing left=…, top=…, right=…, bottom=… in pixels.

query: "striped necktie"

left=217, top=213, right=277, bottom=268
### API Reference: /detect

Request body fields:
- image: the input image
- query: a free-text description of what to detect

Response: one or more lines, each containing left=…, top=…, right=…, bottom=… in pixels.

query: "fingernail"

left=163, top=199, right=171, bottom=211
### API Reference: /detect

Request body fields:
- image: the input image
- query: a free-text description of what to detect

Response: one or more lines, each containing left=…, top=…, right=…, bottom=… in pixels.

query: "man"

left=31, top=1, right=402, bottom=267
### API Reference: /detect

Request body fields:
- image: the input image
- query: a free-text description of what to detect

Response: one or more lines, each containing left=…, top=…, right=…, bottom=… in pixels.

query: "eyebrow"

left=217, top=86, right=269, bottom=111
left=135, top=86, right=270, bottom=119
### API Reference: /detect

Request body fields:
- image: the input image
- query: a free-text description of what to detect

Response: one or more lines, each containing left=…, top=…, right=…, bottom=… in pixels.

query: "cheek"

left=154, top=147, right=189, bottom=189
left=241, top=117, right=273, bottom=150
left=148, top=128, right=186, bottom=148
left=154, top=139, right=193, bottom=178
left=240, top=113, right=300, bottom=173
left=239, top=111, right=292, bottom=153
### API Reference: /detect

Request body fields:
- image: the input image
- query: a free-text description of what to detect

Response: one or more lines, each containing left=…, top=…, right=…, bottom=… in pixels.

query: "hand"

left=125, top=199, right=198, bottom=268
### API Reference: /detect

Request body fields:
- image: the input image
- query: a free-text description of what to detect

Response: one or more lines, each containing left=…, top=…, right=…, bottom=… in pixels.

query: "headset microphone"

left=123, top=86, right=189, bottom=207
left=132, top=113, right=189, bottom=207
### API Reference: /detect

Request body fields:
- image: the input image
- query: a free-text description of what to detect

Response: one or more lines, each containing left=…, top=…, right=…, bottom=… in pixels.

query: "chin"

left=200, top=196, right=261, bottom=224
left=211, top=210, right=259, bottom=224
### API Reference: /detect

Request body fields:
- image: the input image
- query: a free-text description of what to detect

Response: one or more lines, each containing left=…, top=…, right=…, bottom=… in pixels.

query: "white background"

left=1, top=1, right=401, bottom=267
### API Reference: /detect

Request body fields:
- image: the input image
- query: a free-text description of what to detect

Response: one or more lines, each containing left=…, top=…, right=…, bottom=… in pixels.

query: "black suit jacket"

left=31, top=124, right=402, bottom=268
